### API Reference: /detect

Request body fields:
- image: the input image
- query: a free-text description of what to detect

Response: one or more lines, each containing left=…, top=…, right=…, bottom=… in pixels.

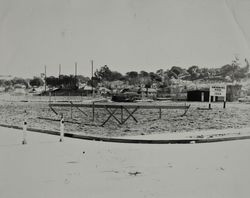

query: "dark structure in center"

left=187, top=90, right=209, bottom=102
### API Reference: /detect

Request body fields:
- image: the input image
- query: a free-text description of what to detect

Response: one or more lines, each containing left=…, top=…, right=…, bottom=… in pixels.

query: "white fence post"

left=59, top=115, right=64, bottom=142
left=22, top=120, right=27, bottom=145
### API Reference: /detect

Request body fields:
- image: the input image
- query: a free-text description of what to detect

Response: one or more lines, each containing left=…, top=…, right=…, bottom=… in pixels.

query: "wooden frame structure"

left=48, top=102, right=191, bottom=126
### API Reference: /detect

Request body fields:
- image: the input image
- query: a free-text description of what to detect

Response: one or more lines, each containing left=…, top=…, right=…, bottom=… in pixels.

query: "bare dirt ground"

left=1, top=127, right=250, bottom=198
left=0, top=94, right=249, bottom=137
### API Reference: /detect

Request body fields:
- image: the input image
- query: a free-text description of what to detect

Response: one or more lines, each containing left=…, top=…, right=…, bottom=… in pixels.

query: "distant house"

left=157, top=87, right=171, bottom=98
left=78, top=82, right=87, bottom=89
left=170, top=85, right=188, bottom=101
left=110, top=80, right=125, bottom=89
left=79, top=85, right=96, bottom=96
left=141, top=88, right=157, bottom=98
left=14, top=84, right=26, bottom=89
left=98, top=87, right=111, bottom=95
left=30, top=86, right=44, bottom=94
left=117, top=87, right=157, bottom=99
left=13, top=84, right=26, bottom=95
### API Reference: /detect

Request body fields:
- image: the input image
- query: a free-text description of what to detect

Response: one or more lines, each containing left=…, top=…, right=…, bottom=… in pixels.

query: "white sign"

left=210, top=85, right=226, bottom=97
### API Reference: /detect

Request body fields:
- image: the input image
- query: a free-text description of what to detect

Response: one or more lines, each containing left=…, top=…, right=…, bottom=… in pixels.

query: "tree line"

left=0, top=58, right=249, bottom=90
left=92, top=58, right=249, bottom=88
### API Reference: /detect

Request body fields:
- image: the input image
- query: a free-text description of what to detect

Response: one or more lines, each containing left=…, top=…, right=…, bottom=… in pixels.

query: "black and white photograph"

left=0, top=0, right=250, bottom=197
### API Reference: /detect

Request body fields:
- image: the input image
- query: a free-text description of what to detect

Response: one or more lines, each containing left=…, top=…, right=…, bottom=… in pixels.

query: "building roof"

left=83, top=85, right=96, bottom=91
left=141, top=88, right=157, bottom=93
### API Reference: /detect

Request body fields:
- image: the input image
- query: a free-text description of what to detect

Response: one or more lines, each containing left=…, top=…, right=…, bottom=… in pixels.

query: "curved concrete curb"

left=0, top=123, right=250, bottom=144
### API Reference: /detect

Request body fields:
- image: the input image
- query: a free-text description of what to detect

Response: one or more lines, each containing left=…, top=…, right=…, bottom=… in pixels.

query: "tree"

left=156, top=69, right=171, bottom=87
left=126, top=71, right=139, bottom=85
left=0, top=80, right=6, bottom=87
left=94, top=65, right=124, bottom=82
left=110, top=71, right=123, bottom=81
left=199, top=68, right=209, bottom=78
left=87, top=76, right=99, bottom=88
left=11, top=77, right=29, bottom=88
left=139, top=70, right=149, bottom=78
left=145, top=82, right=152, bottom=96
left=126, top=71, right=138, bottom=79
left=4, top=80, right=12, bottom=87
left=46, top=76, right=59, bottom=87
left=138, top=71, right=150, bottom=85
left=244, top=58, right=250, bottom=73
left=149, top=72, right=161, bottom=82
left=29, top=77, right=44, bottom=87
left=77, top=75, right=90, bottom=84
left=187, top=65, right=201, bottom=80
left=169, top=66, right=185, bottom=77
left=156, top=69, right=164, bottom=77
left=94, top=65, right=112, bottom=81
left=219, top=58, right=249, bottom=81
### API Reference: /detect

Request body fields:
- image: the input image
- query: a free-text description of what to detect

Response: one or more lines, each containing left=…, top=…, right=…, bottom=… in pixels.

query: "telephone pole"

left=75, top=62, right=78, bottom=88
left=59, top=64, right=61, bottom=77
left=44, top=65, right=47, bottom=92
left=75, top=62, right=77, bottom=77
left=91, top=60, right=94, bottom=97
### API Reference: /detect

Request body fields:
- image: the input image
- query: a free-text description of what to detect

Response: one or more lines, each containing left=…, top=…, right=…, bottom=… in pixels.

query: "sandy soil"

left=0, top=95, right=250, bottom=137
left=1, top=127, right=250, bottom=198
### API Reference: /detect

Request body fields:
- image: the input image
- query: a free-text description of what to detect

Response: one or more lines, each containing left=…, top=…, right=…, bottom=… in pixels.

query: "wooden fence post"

left=209, top=95, right=211, bottom=109
left=223, top=96, right=226, bottom=109
left=70, top=102, right=73, bottom=119
left=92, top=102, right=95, bottom=122
left=121, top=106, right=123, bottom=122
left=59, top=115, right=64, bottom=142
left=22, top=120, right=27, bottom=145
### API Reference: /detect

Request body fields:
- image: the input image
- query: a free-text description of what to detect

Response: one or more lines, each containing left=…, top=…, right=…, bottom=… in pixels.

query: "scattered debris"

left=103, top=170, right=119, bottom=174
left=128, top=171, right=142, bottom=176
left=64, top=178, right=70, bottom=184
left=216, top=167, right=225, bottom=171
left=67, top=161, right=79, bottom=164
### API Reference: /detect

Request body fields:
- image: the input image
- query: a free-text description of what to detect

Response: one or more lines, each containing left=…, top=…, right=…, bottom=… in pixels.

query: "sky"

left=0, top=0, right=250, bottom=78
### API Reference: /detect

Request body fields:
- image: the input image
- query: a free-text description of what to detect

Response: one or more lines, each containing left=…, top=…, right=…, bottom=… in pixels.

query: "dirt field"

left=2, top=127, right=250, bottom=198
left=0, top=95, right=250, bottom=137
